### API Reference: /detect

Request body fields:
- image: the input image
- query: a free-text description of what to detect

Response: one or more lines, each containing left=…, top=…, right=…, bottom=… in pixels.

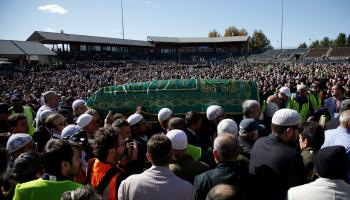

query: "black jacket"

left=238, top=136, right=254, bottom=159
left=185, top=128, right=200, bottom=147
left=32, top=127, right=51, bottom=152
left=249, top=134, right=305, bottom=200
left=325, top=115, right=340, bottom=130
left=194, top=161, right=248, bottom=200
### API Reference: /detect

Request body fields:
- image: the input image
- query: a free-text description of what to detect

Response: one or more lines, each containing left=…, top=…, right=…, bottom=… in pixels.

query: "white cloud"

left=144, top=1, right=159, bottom=8
left=45, top=27, right=56, bottom=32
left=38, top=4, right=68, bottom=15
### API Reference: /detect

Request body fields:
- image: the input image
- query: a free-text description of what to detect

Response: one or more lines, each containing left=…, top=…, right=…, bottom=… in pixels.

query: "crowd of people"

left=1, top=60, right=350, bottom=106
left=0, top=58, right=350, bottom=200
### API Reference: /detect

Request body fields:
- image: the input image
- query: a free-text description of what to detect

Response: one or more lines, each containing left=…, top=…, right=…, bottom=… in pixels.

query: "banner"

left=86, top=79, right=259, bottom=117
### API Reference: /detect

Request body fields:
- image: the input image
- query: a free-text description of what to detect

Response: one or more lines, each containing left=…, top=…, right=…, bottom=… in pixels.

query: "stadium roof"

left=147, top=36, right=249, bottom=43
left=27, top=31, right=154, bottom=47
left=0, top=40, right=56, bottom=55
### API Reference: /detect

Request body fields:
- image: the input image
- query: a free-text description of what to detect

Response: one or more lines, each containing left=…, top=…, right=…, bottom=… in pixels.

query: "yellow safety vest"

left=287, top=94, right=311, bottom=122
left=11, top=106, right=35, bottom=135
left=308, top=92, right=321, bottom=111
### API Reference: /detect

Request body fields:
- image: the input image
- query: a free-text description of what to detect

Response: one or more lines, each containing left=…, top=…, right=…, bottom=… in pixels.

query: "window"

left=120, top=47, right=128, bottom=52
left=95, top=46, right=101, bottom=51
left=80, top=45, right=86, bottom=51
left=161, top=48, right=176, bottom=54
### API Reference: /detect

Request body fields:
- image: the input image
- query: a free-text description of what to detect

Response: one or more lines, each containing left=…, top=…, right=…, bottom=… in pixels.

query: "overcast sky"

left=1, top=0, right=349, bottom=48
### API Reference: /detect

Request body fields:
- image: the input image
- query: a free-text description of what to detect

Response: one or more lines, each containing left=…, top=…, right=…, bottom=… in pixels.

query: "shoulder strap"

left=86, top=158, right=121, bottom=194
left=85, top=158, right=96, bottom=185
left=95, top=166, right=120, bottom=194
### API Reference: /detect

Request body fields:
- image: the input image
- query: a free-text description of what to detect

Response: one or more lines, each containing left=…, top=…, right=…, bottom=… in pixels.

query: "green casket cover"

left=86, top=79, right=259, bottom=117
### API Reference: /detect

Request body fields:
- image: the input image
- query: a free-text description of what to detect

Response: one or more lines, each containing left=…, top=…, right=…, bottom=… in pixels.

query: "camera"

left=124, top=138, right=136, bottom=150
left=63, top=135, right=88, bottom=147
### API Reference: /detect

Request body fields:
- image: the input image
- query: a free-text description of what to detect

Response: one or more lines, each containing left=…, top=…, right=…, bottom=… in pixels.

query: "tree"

left=250, top=30, right=271, bottom=53
left=347, top=34, right=350, bottom=47
left=335, top=33, right=346, bottom=47
left=311, top=40, right=320, bottom=48
left=236, top=28, right=248, bottom=36
left=224, top=26, right=248, bottom=37
left=320, top=37, right=331, bottom=47
left=208, top=29, right=220, bottom=37
left=298, top=42, right=307, bottom=48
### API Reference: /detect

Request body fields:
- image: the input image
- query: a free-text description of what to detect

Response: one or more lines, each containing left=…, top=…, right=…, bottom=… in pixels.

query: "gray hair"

left=42, top=91, right=57, bottom=104
left=339, top=110, right=350, bottom=124
left=339, top=99, right=350, bottom=113
left=213, top=133, right=240, bottom=161
left=242, top=100, right=260, bottom=117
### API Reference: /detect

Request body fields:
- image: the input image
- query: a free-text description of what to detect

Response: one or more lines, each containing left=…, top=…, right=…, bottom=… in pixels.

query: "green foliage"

left=320, top=37, right=331, bottom=47
left=303, top=33, right=350, bottom=48
left=250, top=30, right=271, bottom=53
left=208, top=29, right=220, bottom=37
left=311, top=40, right=320, bottom=48
left=335, top=33, right=346, bottom=47
left=298, top=42, right=307, bottom=48
left=224, top=26, right=248, bottom=37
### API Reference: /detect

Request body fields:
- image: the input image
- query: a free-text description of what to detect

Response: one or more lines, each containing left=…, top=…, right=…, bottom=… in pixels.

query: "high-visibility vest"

left=86, top=159, right=124, bottom=200
left=11, top=106, right=35, bottom=135
left=308, top=91, right=321, bottom=111
left=287, top=94, right=311, bottom=122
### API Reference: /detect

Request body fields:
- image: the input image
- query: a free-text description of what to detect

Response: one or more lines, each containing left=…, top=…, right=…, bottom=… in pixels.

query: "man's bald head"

left=206, top=184, right=245, bottom=200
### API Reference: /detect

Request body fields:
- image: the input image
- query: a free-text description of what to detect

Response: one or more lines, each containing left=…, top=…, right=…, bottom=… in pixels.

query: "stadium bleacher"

left=248, top=49, right=282, bottom=62
left=328, top=47, right=350, bottom=60
left=305, top=48, right=329, bottom=58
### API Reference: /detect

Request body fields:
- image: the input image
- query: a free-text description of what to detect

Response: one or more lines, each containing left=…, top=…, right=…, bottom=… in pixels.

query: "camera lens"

left=123, top=138, right=131, bottom=145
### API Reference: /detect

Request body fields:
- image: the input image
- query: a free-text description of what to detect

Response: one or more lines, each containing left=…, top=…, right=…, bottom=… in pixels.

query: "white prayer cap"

left=207, top=105, right=223, bottom=121
left=6, top=133, right=33, bottom=154
left=158, top=108, right=173, bottom=122
left=166, top=129, right=188, bottom=150
left=72, top=99, right=86, bottom=111
left=279, top=86, right=291, bottom=97
left=40, top=109, right=53, bottom=123
left=297, top=84, right=307, bottom=91
left=76, top=113, right=93, bottom=128
left=127, top=113, right=144, bottom=126
left=217, top=119, right=238, bottom=136
left=265, top=102, right=279, bottom=118
left=61, top=124, right=81, bottom=138
left=272, top=108, right=301, bottom=126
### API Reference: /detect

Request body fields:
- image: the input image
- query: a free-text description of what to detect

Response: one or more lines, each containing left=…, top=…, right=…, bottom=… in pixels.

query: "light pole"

left=309, top=38, right=311, bottom=48
left=280, top=0, right=283, bottom=50
left=121, top=0, right=125, bottom=39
